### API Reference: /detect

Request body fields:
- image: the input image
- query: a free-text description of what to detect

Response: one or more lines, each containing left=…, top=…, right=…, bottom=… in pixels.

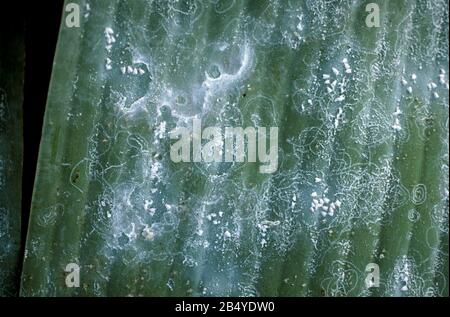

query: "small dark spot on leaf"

left=72, top=170, right=80, bottom=183
left=118, top=233, right=130, bottom=246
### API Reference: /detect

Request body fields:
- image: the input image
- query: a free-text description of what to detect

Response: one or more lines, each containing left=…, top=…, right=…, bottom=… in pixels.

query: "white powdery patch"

left=401, top=77, right=408, bottom=86
left=342, top=58, right=352, bottom=74
left=392, top=106, right=402, bottom=131
left=389, top=256, right=419, bottom=294
left=427, top=81, right=440, bottom=99
left=119, top=49, right=150, bottom=76
left=150, top=161, right=162, bottom=180
left=309, top=191, right=341, bottom=217
left=427, top=81, right=437, bottom=92
left=323, top=58, right=352, bottom=105
left=337, top=240, right=352, bottom=258
left=332, top=67, right=339, bottom=76
left=104, top=27, right=118, bottom=70
left=121, top=65, right=146, bottom=75
left=257, top=220, right=280, bottom=248
left=296, top=14, right=304, bottom=32
left=438, top=68, right=448, bottom=86
left=434, top=68, right=450, bottom=92
left=144, top=199, right=156, bottom=216
left=334, top=107, right=344, bottom=129
left=401, top=69, right=449, bottom=98
left=154, top=121, right=166, bottom=141
left=335, top=95, right=345, bottom=102
left=291, top=193, right=297, bottom=208
left=126, top=222, right=138, bottom=241
left=206, top=212, right=222, bottom=225
left=105, top=57, right=112, bottom=70
left=142, top=225, right=155, bottom=241
left=392, top=118, right=401, bottom=131
left=401, top=72, right=419, bottom=94
left=104, top=27, right=116, bottom=52
left=84, top=3, right=91, bottom=18
left=201, top=43, right=254, bottom=112
left=286, top=14, right=305, bottom=49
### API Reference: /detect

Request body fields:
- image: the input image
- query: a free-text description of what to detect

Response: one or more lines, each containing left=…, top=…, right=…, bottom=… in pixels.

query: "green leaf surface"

left=21, top=0, right=448, bottom=296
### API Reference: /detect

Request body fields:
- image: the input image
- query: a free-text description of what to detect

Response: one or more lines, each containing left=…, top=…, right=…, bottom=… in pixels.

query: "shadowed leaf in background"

left=0, top=7, right=24, bottom=297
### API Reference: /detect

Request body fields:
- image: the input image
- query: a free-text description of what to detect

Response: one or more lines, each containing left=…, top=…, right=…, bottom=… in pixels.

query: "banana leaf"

left=21, top=0, right=448, bottom=296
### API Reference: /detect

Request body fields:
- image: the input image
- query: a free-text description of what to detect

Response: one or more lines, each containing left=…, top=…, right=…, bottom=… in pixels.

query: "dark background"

left=22, top=0, right=64, bottom=238
left=2, top=0, right=65, bottom=286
